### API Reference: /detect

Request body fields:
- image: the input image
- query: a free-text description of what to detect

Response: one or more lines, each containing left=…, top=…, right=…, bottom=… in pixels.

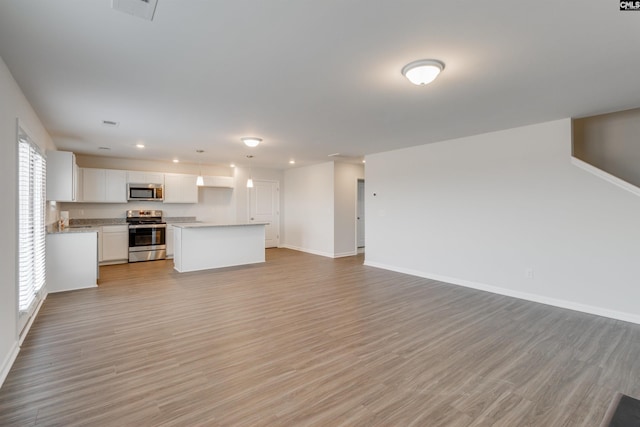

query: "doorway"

left=357, top=179, right=365, bottom=251
left=249, top=180, right=280, bottom=248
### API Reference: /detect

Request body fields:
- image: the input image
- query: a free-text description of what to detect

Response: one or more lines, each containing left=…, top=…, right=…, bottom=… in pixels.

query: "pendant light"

left=246, top=155, right=254, bottom=188
left=196, top=149, right=204, bottom=186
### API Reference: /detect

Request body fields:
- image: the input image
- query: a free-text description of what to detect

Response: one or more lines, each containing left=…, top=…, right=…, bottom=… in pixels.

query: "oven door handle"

left=128, top=224, right=167, bottom=229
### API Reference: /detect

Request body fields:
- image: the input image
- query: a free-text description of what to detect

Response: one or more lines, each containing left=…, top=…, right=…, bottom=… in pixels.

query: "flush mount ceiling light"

left=241, top=137, right=262, bottom=148
left=136, top=143, right=145, bottom=149
left=401, top=59, right=445, bottom=86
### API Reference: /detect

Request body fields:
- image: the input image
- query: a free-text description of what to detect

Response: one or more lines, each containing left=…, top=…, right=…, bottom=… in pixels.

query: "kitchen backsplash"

left=46, top=201, right=59, bottom=226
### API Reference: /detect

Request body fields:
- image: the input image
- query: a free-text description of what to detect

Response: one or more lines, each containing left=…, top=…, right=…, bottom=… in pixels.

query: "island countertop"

left=172, top=222, right=269, bottom=229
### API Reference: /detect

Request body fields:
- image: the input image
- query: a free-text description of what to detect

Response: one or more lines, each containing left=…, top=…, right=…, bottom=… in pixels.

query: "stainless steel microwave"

left=127, top=183, right=164, bottom=201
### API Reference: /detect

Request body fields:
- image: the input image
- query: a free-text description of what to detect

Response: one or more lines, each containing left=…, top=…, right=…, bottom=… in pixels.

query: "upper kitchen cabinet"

left=81, top=168, right=127, bottom=203
left=127, top=171, right=164, bottom=185
left=202, top=175, right=234, bottom=188
left=164, top=173, right=198, bottom=203
left=46, top=151, right=79, bottom=202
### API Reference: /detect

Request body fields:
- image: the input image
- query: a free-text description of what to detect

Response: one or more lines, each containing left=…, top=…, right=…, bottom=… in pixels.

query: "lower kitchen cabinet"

left=166, top=224, right=174, bottom=258
left=46, top=231, right=98, bottom=293
left=101, top=225, right=129, bottom=264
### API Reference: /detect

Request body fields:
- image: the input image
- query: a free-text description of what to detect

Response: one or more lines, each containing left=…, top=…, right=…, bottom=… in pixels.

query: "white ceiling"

left=1, top=1, right=639, bottom=169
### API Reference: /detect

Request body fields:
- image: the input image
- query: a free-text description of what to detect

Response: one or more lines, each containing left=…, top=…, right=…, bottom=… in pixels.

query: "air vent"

left=102, top=120, right=119, bottom=127
left=111, top=0, right=158, bottom=21
left=98, top=147, right=111, bottom=151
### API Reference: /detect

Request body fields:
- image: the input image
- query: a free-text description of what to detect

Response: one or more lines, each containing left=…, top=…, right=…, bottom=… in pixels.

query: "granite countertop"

left=164, top=217, right=197, bottom=223
left=69, top=218, right=127, bottom=227
left=67, top=217, right=198, bottom=226
left=49, top=216, right=202, bottom=234
left=172, top=222, right=269, bottom=228
left=47, top=226, right=99, bottom=235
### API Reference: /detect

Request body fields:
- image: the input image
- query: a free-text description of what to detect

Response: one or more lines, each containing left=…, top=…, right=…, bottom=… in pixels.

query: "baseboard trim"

left=19, top=294, right=46, bottom=346
left=280, top=244, right=357, bottom=259
left=2, top=294, right=48, bottom=388
left=364, top=261, right=640, bottom=325
left=334, top=251, right=357, bottom=258
left=280, top=244, right=334, bottom=258
left=0, top=342, right=19, bottom=389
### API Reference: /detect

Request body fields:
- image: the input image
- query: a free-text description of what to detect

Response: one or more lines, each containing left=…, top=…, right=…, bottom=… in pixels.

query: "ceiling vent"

left=111, top=0, right=158, bottom=21
left=102, top=120, right=119, bottom=127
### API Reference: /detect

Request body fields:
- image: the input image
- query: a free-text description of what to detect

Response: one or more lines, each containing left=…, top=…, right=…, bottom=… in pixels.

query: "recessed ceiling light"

left=401, top=59, right=445, bottom=85
left=289, top=160, right=296, bottom=164
left=230, top=163, right=236, bottom=168
left=241, top=137, right=262, bottom=148
left=362, top=159, right=366, bottom=163
left=136, top=143, right=145, bottom=149
left=328, top=153, right=340, bottom=157
left=172, top=159, right=179, bottom=163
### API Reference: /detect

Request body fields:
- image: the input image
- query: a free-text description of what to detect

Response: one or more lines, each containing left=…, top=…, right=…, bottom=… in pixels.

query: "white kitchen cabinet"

left=46, top=150, right=79, bottom=202
left=102, top=225, right=129, bottom=264
left=164, top=173, right=198, bottom=203
left=46, top=231, right=98, bottom=292
left=82, top=168, right=105, bottom=202
left=81, top=168, right=127, bottom=203
left=202, top=175, right=234, bottom=188
left=127, top=171, right=164, bottom=185
left=105, top=170, right=127, bottom=202
left=166, top=224, right=174, bottom=258
left=97, top=227, right=103, bottom=262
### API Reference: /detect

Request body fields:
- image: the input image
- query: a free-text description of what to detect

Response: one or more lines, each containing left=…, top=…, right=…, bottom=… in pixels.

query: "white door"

left=249, top=180, right=279, bottom=248
left=357, top=179, right=365, bottom=248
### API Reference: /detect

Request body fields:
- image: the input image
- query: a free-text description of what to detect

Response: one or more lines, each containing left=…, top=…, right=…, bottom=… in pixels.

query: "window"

left=17, top=128, right=46, bottom=333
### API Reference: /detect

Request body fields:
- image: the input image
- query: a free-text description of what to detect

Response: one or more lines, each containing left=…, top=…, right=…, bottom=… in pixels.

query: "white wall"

left=283, top=162, right=335, bottom=257
left=573, top=108, right=640, bottom=187
left=365, top=119, right=640, bottom=324
left=334, top=162, right=365, bottom=257
left=0, top=56, right=55, bottom=385
left=233, top=166, right=284, bottom=224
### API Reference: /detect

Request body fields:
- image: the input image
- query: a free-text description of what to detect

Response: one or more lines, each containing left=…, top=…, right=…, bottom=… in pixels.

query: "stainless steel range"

left=126, top=210, right=166, bottom=262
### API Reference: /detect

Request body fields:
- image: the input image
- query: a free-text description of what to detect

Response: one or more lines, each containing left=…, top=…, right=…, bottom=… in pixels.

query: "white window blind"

left=18, top=137, right=46, bottom=319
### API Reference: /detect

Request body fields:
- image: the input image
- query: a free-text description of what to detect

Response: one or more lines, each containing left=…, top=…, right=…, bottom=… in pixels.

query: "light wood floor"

left=1, top=249, right=639, bottom=426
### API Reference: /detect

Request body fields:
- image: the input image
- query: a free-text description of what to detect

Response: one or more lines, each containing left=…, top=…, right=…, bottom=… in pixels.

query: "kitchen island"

left=172, top=222, right=267, bottom=273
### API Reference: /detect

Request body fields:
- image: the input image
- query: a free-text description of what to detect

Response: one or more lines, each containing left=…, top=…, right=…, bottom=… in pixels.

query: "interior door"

left=357, top=179, right=365, bottom=248
left=249, top=180, right=279, bottom=248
